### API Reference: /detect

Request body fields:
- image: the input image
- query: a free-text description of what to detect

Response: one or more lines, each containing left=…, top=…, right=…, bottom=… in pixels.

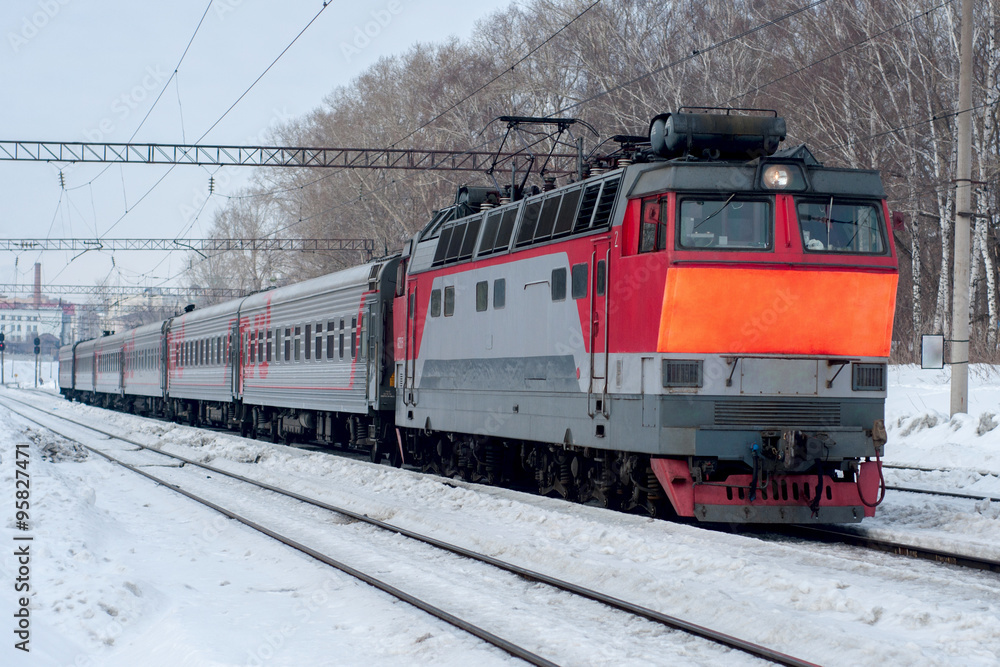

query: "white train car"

left=122, top=321, right=167, bottom=411
left=238, top=258, right=399, bottom=446
left=164, top=301, right=241, bottom=425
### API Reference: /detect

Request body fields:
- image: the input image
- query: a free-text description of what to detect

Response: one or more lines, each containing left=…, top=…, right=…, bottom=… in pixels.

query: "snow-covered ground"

left=0, top=364, right=998, bottom=666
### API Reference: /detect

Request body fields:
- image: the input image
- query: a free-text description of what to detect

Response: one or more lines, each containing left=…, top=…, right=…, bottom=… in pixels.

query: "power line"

left=725, top=0, right=956, bottom=105
left=554, top=0, right=831, bottom=116
left=66, top=1, right=215, bottom=193
left=389, top=1, right=602, bottom=149
left=813, top=102, right=993, bottom=155
left=195, top=2, right=331, bottom=144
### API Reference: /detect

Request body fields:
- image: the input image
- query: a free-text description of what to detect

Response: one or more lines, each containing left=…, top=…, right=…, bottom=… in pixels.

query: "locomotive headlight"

left=759, top=163, right=806, bottom=191
left=763, top=165, right=790, bottom=188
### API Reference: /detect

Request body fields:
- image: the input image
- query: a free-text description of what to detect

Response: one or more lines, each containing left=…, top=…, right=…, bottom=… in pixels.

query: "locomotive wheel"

left=387, top=441, right=402, bottom=468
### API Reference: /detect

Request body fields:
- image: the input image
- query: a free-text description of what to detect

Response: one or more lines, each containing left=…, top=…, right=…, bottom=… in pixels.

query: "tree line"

left=185, top=0, right=1000, bottom=362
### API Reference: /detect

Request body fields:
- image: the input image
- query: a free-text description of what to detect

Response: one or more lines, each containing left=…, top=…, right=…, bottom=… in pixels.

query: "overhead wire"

left=223, top=0, right=603, bottom=205
left=724, top=0, right=956, bottom=105
left=247, top=0, right=837, bottom=236
left=66, top=0, right=215, bottom=194
left=97, top=2, right=332, bottom=240
left=552, top=0, right=832, bottom=116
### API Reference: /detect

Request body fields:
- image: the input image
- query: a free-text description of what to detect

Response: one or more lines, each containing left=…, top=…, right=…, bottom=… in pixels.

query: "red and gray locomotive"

left=60, top=109, right=897, bottom=523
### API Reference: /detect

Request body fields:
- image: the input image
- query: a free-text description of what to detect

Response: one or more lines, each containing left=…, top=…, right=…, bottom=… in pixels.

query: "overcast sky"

left=0, top=0, right=513, bottom=297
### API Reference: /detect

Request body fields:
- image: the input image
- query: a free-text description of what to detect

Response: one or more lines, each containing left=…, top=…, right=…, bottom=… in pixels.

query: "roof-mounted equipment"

left=648, top=108, right=786, bottom=160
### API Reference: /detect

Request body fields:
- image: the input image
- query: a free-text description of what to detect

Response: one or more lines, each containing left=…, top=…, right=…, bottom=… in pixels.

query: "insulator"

left=58, top=171, right=66, bottom=189
left=208, top=176, right=215, bottom=194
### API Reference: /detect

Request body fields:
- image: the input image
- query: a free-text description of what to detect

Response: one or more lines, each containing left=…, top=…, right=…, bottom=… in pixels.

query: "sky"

left=0, top=0, right=514, bottom=299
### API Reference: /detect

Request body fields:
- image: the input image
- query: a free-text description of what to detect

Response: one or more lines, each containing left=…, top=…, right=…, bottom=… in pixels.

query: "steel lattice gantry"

left=0, top=284, right=249, bottom=298
left=0, top=238, right=375, bottom=252
left=0, top=141, right=578, bottom=174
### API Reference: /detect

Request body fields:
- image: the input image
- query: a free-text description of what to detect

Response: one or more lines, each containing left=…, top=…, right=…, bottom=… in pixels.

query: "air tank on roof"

left=649, top=110, right=786, bottom=159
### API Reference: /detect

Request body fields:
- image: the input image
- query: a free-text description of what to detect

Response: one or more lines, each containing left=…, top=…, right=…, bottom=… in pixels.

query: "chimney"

left=33, top=263, right=41, bottom=308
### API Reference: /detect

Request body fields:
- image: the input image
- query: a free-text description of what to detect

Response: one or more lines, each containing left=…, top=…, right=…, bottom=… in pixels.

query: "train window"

left=257, top=332, right=264, bottom=363
left=275, top=328, right=282, bottom=362
left=284, top=328, right=291, bottom=361
left=515, top=199, right=542, bottom=246
left=250, top=334, right=256, bottom=364
left=432, top=227, right=454, bottom=266
left=551, top=268, right=567, bottom=301
left=351, top=317, right=357, bottom=358
left=476, top=281, right=488, bottom=312
left=574, top=182, right=602, bottom=232
left=495, top=207, right=518, bottom=251
left=477, top=210, right=502, bottom=256
left=459, top=216, right=482, bottom=260
left=678, top=197, right=772, bottom=250
left=444, top=286, right=455, bottom=317
left=796, top=199, right=886, bottom=255
left=266, top=330, right=272, bottom=362
left=553, top=188, right=581, bottom=236
left=494, top=278, right=506, bottom=309
left=596, top=260, right=606, bottom=296
left=305, top=325, right=312, bottom=360
left=445, top=223, right=466, bottom=263
left=327, top=321, right=335, bottom=359
left=315, top=323, right=323, bottom=361
left=339, top=331, right=345, bottom=360
left=592, top=176, right=621, bottom=229
left=430, top=289, right=441, bottom=317
left=639, top=199, right=664, bottom=253
left=294, top=327, right=301, bottom=361
left=533, top=195, right=561, bottom=242
left=571, top=263, right=588, bottom=299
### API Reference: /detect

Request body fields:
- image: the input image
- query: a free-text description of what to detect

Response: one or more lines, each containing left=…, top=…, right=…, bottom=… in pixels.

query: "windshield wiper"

left=693, top=193, right=736, bottom=231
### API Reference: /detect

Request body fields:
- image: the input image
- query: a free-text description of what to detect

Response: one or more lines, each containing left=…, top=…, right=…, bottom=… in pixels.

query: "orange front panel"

left=657, top=266, right=897, bottom=356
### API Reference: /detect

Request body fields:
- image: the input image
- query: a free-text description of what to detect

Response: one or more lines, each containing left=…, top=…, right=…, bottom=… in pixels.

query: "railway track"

left=0, top=392, right=817, bottom=667
left=779, top=525, right=1000, bottom=574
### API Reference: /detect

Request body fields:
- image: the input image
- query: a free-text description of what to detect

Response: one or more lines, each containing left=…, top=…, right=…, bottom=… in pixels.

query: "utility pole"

left=951, top=0, right=974, bottom=416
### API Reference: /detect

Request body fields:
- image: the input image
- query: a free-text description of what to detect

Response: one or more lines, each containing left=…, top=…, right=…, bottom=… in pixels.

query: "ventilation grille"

left=662, top=359, right=702, bottom=387
left=714, top=400, right=841, bottom=426
left=852, top=363, right=886, bottom=391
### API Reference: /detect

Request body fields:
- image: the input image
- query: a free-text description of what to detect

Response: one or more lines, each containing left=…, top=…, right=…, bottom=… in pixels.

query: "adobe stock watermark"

left=213, top=0, right=244, bottom=21
left=8, top=0, right=73, bottom=54
left=340, top=1, right=404, bottom=63
left=82, top=65, right=171, bottom=143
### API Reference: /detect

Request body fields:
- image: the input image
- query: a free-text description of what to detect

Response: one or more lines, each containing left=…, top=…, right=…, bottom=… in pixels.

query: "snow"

left=0, top=364, right=998, bottom=665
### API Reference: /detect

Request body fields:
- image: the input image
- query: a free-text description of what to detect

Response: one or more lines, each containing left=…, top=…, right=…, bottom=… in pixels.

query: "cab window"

left=796, top=198, right=886, bottom=254
left=639, top=198, right=666, bottom=252
left=677, top=197, right=772, bottom=250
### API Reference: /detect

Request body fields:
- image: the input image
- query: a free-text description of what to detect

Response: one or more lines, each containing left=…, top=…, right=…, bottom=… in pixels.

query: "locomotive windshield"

left=677, top=197, right=772, bottom=250
left=796, top=198, right=886, bottom=254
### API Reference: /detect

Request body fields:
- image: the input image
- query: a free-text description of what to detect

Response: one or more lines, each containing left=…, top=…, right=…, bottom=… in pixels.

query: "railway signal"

left=34, top=336, right=40, bottom=388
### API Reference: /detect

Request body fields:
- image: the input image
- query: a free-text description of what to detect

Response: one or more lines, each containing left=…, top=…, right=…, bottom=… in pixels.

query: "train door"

left=588, top=238, right=611, bottom=417
left=366, top=301, right=381, bottom=408
left=118, top=348, right=125, bottom=395
left=230, top=323, right=241, bottom=400
left=403, top=278, right=418, bottom=406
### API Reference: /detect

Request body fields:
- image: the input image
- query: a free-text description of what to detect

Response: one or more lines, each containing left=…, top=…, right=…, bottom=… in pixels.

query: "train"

left=59, top=109, right=897, bottom=523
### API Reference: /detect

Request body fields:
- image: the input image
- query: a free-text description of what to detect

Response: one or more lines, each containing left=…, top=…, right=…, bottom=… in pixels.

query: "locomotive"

left=59, top=109, right=897, bottom=523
